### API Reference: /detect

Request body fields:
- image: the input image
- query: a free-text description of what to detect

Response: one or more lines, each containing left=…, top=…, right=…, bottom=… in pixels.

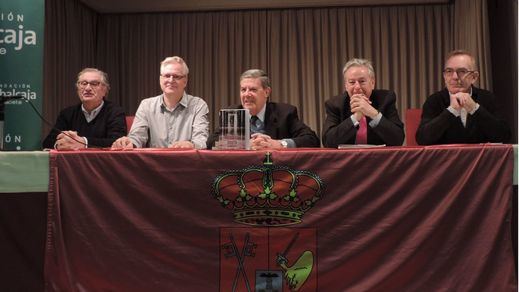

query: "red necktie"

left=356, top=116, right=367, bottom=144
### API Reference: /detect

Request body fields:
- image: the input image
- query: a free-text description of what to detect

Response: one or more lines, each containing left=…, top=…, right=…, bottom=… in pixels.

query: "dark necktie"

left=250, top=116, right=263, bottom=134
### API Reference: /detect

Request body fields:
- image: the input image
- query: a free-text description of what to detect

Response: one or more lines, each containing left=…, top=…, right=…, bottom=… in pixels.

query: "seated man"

left=42, top=68, right=126, bottom=150
left=322, top=58, right=404, bottom=148
left=208, top=69, right=320, bottom=150
left=416, top=50, right=510, bottom=145
left=112, top=56, right=209, bottom=149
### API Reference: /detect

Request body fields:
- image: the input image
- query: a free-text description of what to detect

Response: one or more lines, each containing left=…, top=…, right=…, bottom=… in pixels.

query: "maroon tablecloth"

left=45, top=145, right=516, bottom=291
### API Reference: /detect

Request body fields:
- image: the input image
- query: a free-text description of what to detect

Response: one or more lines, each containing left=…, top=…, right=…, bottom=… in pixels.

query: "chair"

left=125, top=116, right=135, bottom=133
left=405, top=109, right=422, bottom=146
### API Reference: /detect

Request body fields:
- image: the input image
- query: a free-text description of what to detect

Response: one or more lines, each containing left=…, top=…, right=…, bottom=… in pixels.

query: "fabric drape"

left=45, top=146, right=516, bottom=291
left=43, top=0, right=496, bottom=143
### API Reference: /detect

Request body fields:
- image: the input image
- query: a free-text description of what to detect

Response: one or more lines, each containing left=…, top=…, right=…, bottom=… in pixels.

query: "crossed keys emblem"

left=222, top=233, right=257, bottom=292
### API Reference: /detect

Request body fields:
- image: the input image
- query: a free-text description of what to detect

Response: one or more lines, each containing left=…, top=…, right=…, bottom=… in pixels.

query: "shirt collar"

left=255, top=104, right=267, bottom=122
left=82, top=100, right=104, bottom=121
left=161, top=92, right=187, bottom=112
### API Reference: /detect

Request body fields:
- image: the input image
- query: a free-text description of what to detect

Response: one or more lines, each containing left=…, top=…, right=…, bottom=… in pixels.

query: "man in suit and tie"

left=322, top=58, right=404, bottom=148
left=208, top=69, right=320, bottom=150
left=416, top=50, right=510, bottom=145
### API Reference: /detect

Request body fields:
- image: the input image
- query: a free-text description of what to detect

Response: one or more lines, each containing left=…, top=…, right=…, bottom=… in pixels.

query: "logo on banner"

left=212, top=152, right=325, bottom=226
left=0, top=11, right=37, bottom=55
left=0, top=83, right=36, bottom=102
left=1, top=2, right=44, bottom=150
left=213, top=153, right=324, bottom=291
left=220, top=228, right=316, bottom=292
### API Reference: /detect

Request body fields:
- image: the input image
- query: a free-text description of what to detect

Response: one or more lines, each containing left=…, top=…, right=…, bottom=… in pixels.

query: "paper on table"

left=338, top=144, right=386, bottom=149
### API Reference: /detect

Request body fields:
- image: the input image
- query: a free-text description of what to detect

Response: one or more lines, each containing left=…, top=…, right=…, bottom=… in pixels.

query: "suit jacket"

left=207, top=102, right=320, bottom=148
left=42, top=100, right=127, bottom=149
left=415, top=87, right=511, bottom=145
left=322, top=90, right=405, bottom=148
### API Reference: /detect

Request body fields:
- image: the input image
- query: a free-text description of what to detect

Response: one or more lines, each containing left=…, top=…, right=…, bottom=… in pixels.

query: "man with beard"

left=112, top=56, right=209, bottom=149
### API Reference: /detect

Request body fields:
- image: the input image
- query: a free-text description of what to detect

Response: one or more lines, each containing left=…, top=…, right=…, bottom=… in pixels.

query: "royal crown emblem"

left=212, top=152, right=325, bottom=226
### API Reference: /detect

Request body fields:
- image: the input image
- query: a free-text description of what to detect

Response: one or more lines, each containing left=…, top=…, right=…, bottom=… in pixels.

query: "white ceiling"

left=79, top=0, right=449, bottom=14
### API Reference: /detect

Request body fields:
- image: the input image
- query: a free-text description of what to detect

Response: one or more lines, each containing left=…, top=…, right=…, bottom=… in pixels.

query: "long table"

left=1, top=145, right=517, bottom=291
left=1, top=145, right=517, bottom=192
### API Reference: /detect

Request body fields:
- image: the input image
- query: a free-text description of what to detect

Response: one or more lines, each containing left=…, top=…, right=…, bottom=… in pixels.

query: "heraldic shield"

left=220, top=227, right=317, bottom=292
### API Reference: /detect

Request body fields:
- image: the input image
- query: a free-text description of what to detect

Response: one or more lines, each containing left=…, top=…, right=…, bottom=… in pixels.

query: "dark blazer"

left=322, top=90, right=404, bottom=148
left=416, top=87, right=511, bottom=145
left=208, top=102, right=320, bottom=148
left=42, top=100, right=127, bottom=149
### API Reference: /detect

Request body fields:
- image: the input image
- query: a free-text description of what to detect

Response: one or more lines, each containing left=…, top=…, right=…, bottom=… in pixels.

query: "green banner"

left=0, top=0, right=44, bottom=150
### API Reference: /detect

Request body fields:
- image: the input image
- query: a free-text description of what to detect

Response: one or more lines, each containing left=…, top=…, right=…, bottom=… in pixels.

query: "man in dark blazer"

left=208, top=69, right=320, bottom=149
left=416, top=50, right=510, bottom=145
left=322, top=58, right=404, bottom=148
left=42, top=68, right=126, bottom=149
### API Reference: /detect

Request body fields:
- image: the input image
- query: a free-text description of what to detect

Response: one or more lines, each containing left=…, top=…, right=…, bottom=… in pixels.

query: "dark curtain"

left=43, top=0, right=97, bottom=137
left=42, top=0, right=517, bottom=143
left=487, top=0, right=518, bottom=143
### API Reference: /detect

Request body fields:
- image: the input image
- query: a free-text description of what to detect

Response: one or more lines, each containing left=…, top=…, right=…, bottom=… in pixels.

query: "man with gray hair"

left=42, top=67, right=127, bottom=149
left=322, top=58, right=404, bottom=147
left=112, top=56, right=209, bottom=149
left=416, top=50, right=510, bottom=144
left=208, top=69, right=320, bottom=149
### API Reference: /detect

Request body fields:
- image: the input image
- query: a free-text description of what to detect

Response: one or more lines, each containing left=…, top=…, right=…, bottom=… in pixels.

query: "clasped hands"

left=449, top=92, right=477, bottom=113
left=350, top=94, right=378, bottom=121
left=110, top=136, right=194, bottom=149
left=250, top=133, right=284, bottom=150
left=55, top=131, right=86, bottom=150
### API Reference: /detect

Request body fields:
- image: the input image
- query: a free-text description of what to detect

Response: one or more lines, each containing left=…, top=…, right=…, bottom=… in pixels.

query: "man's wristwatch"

left=280, top=140, right=288, bottom=148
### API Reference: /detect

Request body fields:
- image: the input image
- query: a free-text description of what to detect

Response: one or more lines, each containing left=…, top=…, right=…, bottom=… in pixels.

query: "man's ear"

left=471, top=71, right=480, bottom=83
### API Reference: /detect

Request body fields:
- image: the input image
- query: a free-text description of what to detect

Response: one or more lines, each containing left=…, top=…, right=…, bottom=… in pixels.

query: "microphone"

left=0, top=96, right=25, bottom=150
left=1, top=96, right=26, bottom=121
left=0, top=95, right=25, bottom=103
left=1, top=95, right=103, bottom=149
left=0, top=95, right=91, bottom=149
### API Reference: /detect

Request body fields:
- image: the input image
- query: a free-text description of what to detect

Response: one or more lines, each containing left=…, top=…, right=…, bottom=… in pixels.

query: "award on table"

left=215, top=109, right=251, bottom=150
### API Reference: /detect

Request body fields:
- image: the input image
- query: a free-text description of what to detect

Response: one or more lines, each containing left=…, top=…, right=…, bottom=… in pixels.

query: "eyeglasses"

left=77, top=81, right=104, bottom=88
left=443, top=68, right=476, bottom=78
left=161, top=74, right=186, bottom=81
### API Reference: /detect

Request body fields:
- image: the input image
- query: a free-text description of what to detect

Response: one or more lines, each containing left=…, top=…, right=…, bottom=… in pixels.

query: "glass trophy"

left=215, top=109, right=250, bottom=150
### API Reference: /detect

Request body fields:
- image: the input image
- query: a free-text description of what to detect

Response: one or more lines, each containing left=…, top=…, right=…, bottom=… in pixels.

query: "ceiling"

left=79, top=0, right=449, bottom=14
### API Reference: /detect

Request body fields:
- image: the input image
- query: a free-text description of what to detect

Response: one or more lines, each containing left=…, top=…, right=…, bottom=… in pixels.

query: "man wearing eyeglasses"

left=112, top=56, right=209, bottom=149
left=416, top=50, right=510, bottom=145
left=42, top=68, right=127, bottom=150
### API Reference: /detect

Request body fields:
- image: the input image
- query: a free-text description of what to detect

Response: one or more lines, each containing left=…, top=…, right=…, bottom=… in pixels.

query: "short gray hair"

left=160, top=56, right=189, bottom=75
left=77, top=68, right=110, bottom=90
left=342, top=58, right=375, bottom=79
left=240, top=69, right=271, bottom=89
left=445, top=50, right=478, bottom=71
